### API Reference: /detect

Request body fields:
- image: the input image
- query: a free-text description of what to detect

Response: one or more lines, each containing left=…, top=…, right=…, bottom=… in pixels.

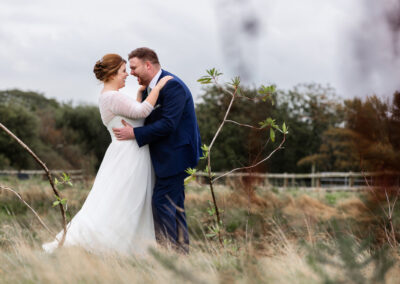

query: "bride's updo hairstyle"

left=93, top=54, right=126, bottom=82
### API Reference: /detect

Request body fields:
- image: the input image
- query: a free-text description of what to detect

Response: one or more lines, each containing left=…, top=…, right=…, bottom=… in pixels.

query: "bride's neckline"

left=101, top=90, right=119, bottom=95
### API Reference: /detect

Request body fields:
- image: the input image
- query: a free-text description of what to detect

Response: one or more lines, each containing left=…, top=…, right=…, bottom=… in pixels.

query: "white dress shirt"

left=148, top=69, right=162, bottom=91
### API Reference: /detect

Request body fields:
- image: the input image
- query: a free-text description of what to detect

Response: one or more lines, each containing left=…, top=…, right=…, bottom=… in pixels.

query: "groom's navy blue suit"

left=134, top=69, right=201, bottom=251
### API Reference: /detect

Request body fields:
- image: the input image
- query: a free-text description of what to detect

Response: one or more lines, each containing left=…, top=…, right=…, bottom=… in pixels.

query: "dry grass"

left=0, top=222, right=321, bottom=284
left=1, top=177, right=399, bottom=283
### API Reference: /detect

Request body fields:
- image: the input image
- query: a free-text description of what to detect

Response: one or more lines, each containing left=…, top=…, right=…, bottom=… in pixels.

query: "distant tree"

left=267, top=84, right=344, bottom=172
left=344, top=93, right=400, bottom=172
left=0, top=89, right=59, bottom=110
left=298, top=92, right=400, bottom=173
left=297, top=127, right=359, bottom=171
left=196, top=85, right=275, bottom=172
left=196, top=83, right=345, bottom=173
left=0, top=89, right=110, bottom=172
left=56, top=104, right=110, bottom=172
left=0, top=103, right=40, bottom=169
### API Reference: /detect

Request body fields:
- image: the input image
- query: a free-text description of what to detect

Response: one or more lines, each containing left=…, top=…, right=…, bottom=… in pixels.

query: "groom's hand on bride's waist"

left=112, top=120, right=135, bottom=140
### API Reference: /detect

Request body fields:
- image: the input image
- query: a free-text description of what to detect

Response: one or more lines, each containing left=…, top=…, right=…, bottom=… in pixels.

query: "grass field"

left=0, top=176, right=399, bottom=283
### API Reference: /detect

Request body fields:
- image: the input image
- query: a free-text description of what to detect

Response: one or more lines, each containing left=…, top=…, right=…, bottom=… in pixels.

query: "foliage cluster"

left=196, top=84, right=400, bottom=173
left=1, top=87, right=399, bottom=174
left=0, top=89, right=110, bottom=173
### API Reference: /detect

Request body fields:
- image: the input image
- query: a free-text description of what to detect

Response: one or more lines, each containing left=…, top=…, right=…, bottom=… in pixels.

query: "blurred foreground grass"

left=0, top=176, right=399, bottom=283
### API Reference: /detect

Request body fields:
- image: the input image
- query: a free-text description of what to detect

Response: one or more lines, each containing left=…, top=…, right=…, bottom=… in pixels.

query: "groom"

left=113, top=47, right=201, bottom=252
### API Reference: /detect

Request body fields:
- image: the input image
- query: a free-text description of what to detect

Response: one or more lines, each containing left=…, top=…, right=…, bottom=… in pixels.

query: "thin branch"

left=384, top=226, right=394, bottom=248
left=212, top=134, right=286, bottom=183
left=206, top=79, right=240, bottom=246
left=253, top=138, right=271, bottom=165
left=385, top=190, right=392, bottom=217
left=0, top=185, right=55, bottom=237
left=214, top=82, right=234, bottom=97
left=362, top=169, right=398, bottom=247
left=225, top=120, right=264, bottom=130
left=385, top=188, right=399, bottom=246
left=208, top=87, right=238, bottom=151
left=362, top=170, right=388, bottom=218
left=237, top=95, right=260, bottom=101
left=0, top=123, right=67, bottom=246
left=390, top=186, right=400, bottom=215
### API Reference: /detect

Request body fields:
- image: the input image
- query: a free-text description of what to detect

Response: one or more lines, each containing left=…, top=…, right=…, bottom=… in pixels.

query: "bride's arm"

left=109, top=76, right=173, bottom=119
left=109, top=94, right=153, bottom=119
left=143, top=75, right=173, bottom=106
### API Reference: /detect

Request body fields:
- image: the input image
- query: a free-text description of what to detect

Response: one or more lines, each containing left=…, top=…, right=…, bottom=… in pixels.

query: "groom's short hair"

left=128, top=48, right=160, bottom=65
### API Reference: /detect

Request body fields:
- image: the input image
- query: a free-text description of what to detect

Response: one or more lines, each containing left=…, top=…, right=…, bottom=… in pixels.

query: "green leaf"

left=52, top=201, right=60, bottom=207
left=197, top=77, right=212, bottom=84
left=230, top=76, right=241, bottom=88
left=282, top=122, right=288, bottom=134
left=206, top=68, right=223, bottom=78
left=259, top=117, right=277, bottom=130
left=270, top=128, right=275, bottom=142
left=185, top=167, right=196, bottom=175
left=184, top=176, right=193, bottom=185
left=200, top=144, right=209, bottom=159
left=54, top=178, right=59, bottom=186
left=207, top=68, right=215, bottom=76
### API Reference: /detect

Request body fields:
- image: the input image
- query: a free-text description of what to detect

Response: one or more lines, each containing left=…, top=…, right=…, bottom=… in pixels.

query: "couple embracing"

left=43, top=47, right=202, bottom=255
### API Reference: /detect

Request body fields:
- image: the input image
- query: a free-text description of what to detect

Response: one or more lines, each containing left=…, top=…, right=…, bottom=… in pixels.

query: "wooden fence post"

left=283, top=173, right=288, bottom=189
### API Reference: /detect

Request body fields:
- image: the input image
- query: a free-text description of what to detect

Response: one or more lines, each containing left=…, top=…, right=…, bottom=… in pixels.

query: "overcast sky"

left=1, top=0, right=399, bottom=105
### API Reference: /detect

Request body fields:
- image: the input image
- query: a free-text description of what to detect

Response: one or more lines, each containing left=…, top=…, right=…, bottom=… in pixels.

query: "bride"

left=42, top=53, right=172, bottom=255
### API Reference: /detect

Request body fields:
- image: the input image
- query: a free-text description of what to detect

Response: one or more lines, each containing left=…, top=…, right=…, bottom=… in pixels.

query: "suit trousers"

left=152, top=172, right=189, bottom=252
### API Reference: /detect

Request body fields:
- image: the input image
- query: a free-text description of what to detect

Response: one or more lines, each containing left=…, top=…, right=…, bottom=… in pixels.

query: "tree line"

left=0, top=86, right=399, bottom=173
left=0, top=89, right=110, bottom=173
left=197, top=84, right=400, bottom=173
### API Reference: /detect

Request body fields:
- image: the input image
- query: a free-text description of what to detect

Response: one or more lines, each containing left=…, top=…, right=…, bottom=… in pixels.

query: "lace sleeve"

left=109, top=93, right=154, bottom=119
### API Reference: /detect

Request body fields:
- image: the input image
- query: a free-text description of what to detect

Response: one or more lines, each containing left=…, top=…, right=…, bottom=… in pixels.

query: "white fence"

left=1, top=170, right=399, bottom=191
left=194, top=171, right=400, bottom=191
left=0, top=170, right=84, bottom=181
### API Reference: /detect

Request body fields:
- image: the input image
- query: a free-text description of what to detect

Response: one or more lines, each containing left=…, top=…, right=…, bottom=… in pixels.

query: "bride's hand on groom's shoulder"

left=112, top=120, right=135, bottom=140
left=156, top=76, right=174, bottom=90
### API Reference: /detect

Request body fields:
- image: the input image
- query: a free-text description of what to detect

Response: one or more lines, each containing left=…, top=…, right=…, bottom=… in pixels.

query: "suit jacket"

left=134, top=69, right=202, bottom=178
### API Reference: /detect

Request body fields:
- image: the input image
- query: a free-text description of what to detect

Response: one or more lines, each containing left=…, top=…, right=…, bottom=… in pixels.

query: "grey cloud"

left=0, top=0, right=395, bottom=106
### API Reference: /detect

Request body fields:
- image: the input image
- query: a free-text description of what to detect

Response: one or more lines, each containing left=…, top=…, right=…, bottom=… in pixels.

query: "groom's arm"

left=134, top=80, right=186, bottom=146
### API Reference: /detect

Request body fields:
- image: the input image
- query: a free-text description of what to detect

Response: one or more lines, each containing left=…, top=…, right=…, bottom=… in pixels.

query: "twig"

left=208, top=87, right=237, bottom=150
left=362, top=170, right=387, bottom=216
left=0, top=185, right=55, bottom=237
left=362, top=169, right=398, bottom=248
left=237, top=94, right=260, bottom=102
left=0, top=123, right=67, bottom=246
left=225, top=120, right=264, bottom=130
left=385, top=189, right=398, bottom=247
left=213, top=134, right=286, bottom=183
left=206, top=83, right=239, bottom=245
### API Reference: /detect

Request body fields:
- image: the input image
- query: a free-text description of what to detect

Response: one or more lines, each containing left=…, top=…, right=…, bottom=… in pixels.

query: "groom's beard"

left=136, top=76, right=149, bottom=87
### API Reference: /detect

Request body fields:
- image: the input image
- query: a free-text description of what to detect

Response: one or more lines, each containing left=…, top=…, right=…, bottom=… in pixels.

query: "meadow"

left=0, top=176, right=399, bottom=283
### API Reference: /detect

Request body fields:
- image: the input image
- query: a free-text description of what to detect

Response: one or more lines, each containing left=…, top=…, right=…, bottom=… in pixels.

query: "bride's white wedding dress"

left=42, top=91, right=156, bottom=255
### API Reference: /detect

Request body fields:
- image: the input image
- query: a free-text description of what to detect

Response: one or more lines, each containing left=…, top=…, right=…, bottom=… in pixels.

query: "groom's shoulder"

left=162, top=69, right=188, bottom=89
left=161, top=70, right=193, bottom=99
